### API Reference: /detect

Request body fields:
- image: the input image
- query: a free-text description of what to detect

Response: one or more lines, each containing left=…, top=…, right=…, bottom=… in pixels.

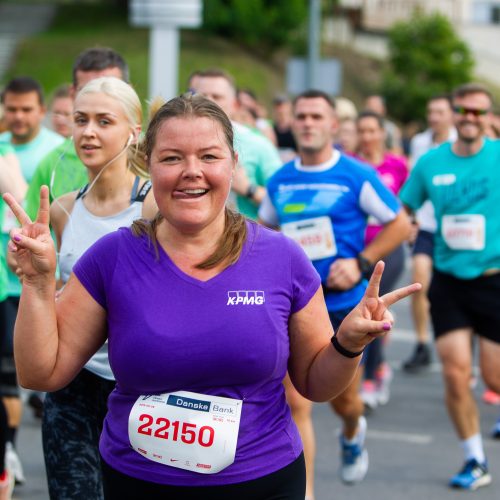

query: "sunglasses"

left=453, top=106, right=490, bottom=117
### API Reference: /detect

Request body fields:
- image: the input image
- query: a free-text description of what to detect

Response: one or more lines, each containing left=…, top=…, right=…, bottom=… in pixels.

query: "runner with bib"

left=401, top=83, right=500, bottom=491
left=4, top=94, right=419, bottom=500
left=259, top=90, right=411, bottom=497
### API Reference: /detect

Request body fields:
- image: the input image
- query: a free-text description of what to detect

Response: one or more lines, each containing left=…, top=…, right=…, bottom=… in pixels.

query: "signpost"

left=130, top=0, right=202, bottom=99
left=287, top=0, right=342, bottom=96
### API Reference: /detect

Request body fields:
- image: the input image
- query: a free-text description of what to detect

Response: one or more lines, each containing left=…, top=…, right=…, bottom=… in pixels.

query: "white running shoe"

left=360, top=381, right=378, bottom=411
left=339, top=416, right=369, bottom=484
left=5, top=442, right=25, bottom=485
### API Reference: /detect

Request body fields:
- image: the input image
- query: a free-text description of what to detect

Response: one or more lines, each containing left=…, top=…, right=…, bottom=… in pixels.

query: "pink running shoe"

left=482, top=389, right=500, bottom=406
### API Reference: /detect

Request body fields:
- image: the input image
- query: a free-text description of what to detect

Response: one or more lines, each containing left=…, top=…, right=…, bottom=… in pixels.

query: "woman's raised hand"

left=336, top=261, right=421, bottom=352
left=2, top=186, right=56, bottom=281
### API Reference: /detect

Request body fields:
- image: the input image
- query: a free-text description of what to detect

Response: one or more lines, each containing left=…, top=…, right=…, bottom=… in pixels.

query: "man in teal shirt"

left=194, top=69, right=282, bottom=220
left=401, top=83, right=500, bottom=491
left=0, top=76, right=64, bottom=296
left=0, top=77, right=64, bottom=182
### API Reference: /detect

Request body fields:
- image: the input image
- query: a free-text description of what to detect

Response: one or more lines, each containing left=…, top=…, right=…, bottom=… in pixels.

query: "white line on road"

left=367, top=429, right=433, bottom=445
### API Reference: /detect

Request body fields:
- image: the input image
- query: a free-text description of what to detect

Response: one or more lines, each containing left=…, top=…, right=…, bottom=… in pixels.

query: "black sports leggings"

left=101, top=452, right=305, bottom=500
left=364, top=245, right=406, bottom=380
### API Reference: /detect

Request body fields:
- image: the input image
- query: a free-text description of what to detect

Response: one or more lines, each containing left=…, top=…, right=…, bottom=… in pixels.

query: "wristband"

left=331, top=334, right=364, bottom=358
left=245, top=184, right=257, bottom=199
left=357, top=253, right=374, bottom=279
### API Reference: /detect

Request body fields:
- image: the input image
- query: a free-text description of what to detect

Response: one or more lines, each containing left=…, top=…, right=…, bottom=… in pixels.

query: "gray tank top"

left=58, top=178, right=152, bottom=380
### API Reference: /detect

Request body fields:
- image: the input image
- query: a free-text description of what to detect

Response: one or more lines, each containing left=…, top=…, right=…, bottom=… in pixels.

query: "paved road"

left=12, top=261, right=500, bottom=499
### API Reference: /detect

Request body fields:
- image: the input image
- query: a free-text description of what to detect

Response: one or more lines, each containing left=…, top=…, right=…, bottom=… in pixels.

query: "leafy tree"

left=203, top=0, right=307, bottom=52
left=381, top=11, right=474, bottom=123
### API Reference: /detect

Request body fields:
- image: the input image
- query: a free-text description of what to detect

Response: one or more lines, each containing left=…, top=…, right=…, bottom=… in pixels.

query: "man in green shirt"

left=194, top=69, right=282, bottom=220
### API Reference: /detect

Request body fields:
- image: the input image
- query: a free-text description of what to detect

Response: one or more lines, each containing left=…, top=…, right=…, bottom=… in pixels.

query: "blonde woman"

left=35, top=77, right=155, bottom=499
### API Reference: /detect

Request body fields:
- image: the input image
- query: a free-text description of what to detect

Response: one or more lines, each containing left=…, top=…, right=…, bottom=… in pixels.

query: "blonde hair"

left=76, top=76, right=147, bottom=177
left=132, top=93, right=247, bottom=270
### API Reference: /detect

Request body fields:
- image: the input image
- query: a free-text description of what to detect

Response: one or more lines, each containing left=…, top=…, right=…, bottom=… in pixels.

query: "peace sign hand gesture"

left=335, top=261, right=421, bottom=353
left=3, top=186, right=56, bottom=282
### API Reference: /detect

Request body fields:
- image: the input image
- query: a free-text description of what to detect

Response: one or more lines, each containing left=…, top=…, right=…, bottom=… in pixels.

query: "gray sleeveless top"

left=58, top=178, right=152, bottom=380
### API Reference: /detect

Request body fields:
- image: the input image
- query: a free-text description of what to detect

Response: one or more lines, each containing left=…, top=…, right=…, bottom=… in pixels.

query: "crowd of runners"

left=0, top=45, right=499, bottom=499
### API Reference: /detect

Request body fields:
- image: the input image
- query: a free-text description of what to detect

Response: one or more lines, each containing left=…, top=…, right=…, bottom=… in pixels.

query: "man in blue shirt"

left=401, top=83, right=500, bottom=491
left=259, top=90, right=410, bottom=497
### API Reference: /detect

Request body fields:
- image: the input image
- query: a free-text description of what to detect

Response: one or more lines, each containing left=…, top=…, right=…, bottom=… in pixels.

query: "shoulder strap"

left=75, top=184, right=89, bottom=200
left=132, top=179, right=152, bottom=203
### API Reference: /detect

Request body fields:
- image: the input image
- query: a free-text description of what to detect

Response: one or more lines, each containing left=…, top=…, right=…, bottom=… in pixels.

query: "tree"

left=203, top=0, right=307, bottom=53
left=381, top=11, right=474, bottom=123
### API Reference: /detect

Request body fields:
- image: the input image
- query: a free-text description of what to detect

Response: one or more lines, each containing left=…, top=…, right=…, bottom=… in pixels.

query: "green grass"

left=2, top=3, right=285, bottom=108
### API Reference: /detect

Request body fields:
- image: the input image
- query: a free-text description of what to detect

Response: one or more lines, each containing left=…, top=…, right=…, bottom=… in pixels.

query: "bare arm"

left=231, top=163, right=266, bottom=205
left=4, top=187, right=107, bottom=391
left=361, top=209, right=411, bottom=263
left=327, top=209, right=411, bottom=290
left=0, top=153, right=27, bottom=202
left=289, top=261, right=420, bottom=402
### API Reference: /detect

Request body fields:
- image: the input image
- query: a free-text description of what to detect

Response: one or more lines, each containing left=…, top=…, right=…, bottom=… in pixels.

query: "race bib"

left=282, top=216, right=337, bottom=261
left=441, top=214, right=485, bottom=250
left=128, top=391, right=242, bottom=474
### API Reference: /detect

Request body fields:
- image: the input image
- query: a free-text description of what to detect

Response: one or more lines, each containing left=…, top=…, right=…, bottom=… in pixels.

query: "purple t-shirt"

left=73, top=221, right=320, bottom=486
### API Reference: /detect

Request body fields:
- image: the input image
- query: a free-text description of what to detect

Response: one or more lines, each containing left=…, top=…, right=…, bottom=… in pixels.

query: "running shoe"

left=449, top=459, right=491, bottom=490
left=375, top=363, right=393, bottom=406
left=491, top=419, right=500, bottom=439
left=5, top=442, right=25, bottom=486
left=402, top=343, right=431, bottom=373
left=360, top=380, right=378, bottom=412
left=483, top=389, right=500, bottom=406
left=339, top=416, right=369, bottom=484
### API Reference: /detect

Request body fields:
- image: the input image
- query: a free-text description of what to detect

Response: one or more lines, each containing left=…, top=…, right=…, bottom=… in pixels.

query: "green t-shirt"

left=233, top=123, right=282, bottom=220
left=25, top=137, right=87, bottom=221
left=0, top=143, right=14, bottom=301
left=0, top=131, right=66, bottom=296
left=0, top=143, right=14, bottom=156
left=400, top=138, right=500, bottom=279
left=0, top=127, right=64, bottom=182
left=0, top=199, right=8, bottom=302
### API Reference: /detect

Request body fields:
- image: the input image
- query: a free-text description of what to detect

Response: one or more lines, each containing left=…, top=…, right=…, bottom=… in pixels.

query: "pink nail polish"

left=383, top=322, right=391, bottom=331
left=13, top=235, right=21, bottom=242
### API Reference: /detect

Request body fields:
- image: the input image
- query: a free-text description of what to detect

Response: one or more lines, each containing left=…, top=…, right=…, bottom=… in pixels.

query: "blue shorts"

left=412, top=229, right=434, bottom=258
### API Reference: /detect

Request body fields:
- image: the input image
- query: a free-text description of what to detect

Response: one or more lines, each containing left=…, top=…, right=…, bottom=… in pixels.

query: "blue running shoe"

left=449, top=459, right=491, bottom=490
left=339, top=416, right=369, bottom=484
left=491, top=419, right=500, bottom=439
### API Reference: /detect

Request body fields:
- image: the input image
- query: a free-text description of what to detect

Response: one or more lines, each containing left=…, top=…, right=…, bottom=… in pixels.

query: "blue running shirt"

left=260, top=150, right=401, bottom=311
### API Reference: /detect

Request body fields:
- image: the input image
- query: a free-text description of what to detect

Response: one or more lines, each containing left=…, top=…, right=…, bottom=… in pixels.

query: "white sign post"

left=130, top=0, right=202, bottom=100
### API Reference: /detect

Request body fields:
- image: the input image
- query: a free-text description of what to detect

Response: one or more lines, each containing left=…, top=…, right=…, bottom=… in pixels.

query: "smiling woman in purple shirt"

left=3, top=94, right=419, bottom=500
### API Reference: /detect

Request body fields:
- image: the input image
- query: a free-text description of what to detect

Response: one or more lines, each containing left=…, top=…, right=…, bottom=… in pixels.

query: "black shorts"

left=0, top=296, right=20, bottom=397
left=412, top=229, right=434, bottom=258
left=101, top=452, right=305, bottom=500
left=428, top=269, right=500, bottom=343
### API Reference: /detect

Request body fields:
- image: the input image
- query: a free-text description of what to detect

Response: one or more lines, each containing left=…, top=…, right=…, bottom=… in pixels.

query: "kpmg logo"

left=227, top=290, right=265, bottom=306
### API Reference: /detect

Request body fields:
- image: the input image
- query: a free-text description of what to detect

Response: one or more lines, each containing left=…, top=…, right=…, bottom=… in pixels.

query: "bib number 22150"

left=128, top=391, right=242, bottom=474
